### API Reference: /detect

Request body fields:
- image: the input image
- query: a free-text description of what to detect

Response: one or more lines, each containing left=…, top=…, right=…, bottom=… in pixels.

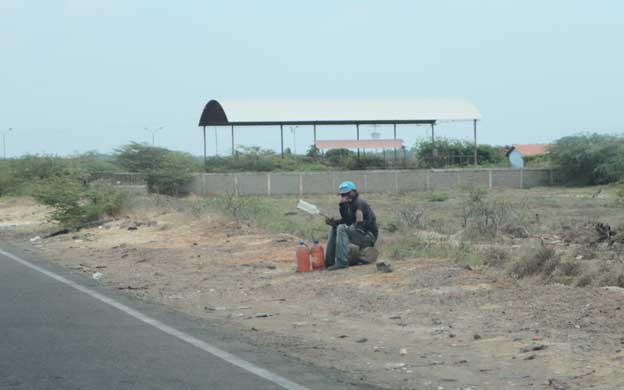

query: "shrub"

left=413, top=138, right=507, bottom=168
left=344, top=155, right=386, bottom=170
left=325, top=148, right=353, bottom=166
left=394, top=208, right=424, bottom=228
left=204, top=194, right=326, bottom=239
left=114, top=142, right=170, bottom=172
left=146, top=152, right=200, bottom=196
left=424, top=191, right=449, bottom=202
left=483, top=246, right=510, bottom=268
left=33, top=177, right=125, bottom=226
left=548, top=133, right=624, bottom=185
left=616, top=183, right=624, bottom=205
left=508, top=243, right=560, bottom=279
left=461, top=186, right=515, bottom=239
left=0, top=155, right=90, bottom=196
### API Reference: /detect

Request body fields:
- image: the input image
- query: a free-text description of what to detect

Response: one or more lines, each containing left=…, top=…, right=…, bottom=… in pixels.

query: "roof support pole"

left=393, top=123, right=397, bottom=162
left=473, top=119, right=478, bottom=166
left=431, top=122, right=436, bottom=165
left=356, top=123, right=360, bottom=159
left=214, top=127, right=219, bottom=157
left=202, top=126, right=207, bottom=172
left=280, top=124, right=284, bottom=158
left=231, top=125, right=235, bottom=157
left=313, top=124, right=317, bottom=145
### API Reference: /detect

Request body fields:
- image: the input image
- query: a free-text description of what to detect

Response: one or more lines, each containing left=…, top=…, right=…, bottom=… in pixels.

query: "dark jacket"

left=337, top=194, right=378, bottom=239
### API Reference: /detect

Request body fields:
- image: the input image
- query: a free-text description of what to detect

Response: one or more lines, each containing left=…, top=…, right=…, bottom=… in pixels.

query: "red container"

left=310, top=240, right=325, bottom=270
left=296, top=241, right=311, bottom=272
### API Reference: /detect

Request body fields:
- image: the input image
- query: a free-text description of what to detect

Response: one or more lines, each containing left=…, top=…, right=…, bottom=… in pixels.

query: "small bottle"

left=310, top=240, right=325, bottom=270
left=296, top=241, right=311, bottom=272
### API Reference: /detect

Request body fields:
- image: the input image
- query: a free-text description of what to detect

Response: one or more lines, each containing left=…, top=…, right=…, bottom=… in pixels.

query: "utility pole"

left=144, top=126, right=165, bottom=146
left=2, top=128, right=13, bottom=159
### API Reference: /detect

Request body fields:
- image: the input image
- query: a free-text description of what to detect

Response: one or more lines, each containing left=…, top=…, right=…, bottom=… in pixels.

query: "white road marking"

left=0, top=248, right=309, bottom=390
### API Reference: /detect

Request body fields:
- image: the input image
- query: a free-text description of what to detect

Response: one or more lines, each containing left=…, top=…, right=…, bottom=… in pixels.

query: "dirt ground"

left=1, top=188, right=623, bottom=390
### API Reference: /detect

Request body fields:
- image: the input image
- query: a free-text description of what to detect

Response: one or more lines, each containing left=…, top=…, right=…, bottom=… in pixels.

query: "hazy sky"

left=1, top=0, right=623, bottom=157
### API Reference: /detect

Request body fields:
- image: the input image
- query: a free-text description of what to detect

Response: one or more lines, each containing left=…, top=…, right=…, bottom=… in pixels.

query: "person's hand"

left=325, top=217, right=338, bottom=227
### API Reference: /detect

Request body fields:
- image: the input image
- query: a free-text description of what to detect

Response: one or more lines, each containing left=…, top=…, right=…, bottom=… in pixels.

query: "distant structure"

left=198, top=99, right=481, bottom=169
left=506, top=144, right=549, bottom=168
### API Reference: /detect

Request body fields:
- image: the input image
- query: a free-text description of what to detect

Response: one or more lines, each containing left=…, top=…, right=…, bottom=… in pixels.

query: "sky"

left=1, top=0, right=623, bottom=158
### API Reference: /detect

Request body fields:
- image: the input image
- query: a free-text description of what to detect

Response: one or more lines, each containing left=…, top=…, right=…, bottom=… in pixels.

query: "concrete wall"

left=190, top=168, right=554, bottom=196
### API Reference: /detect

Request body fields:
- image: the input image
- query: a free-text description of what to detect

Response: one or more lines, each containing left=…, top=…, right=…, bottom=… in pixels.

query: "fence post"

left=488, top=169, right=493, bottom=188
left=233, top=175, right=239, bottom=197
left=549, top=169, right=554, bottom=186
left=426, top=170, right=431, bottom=191
left=456, top=170, right=460, bottom=188
left=299, top=174, right=303, bottom=197
left=520, top=169, right=524, bottom=189
left=267, top=173, right=271, bottom=196
left=394, top=171, right=399, bottom=193
left=363, top=174, right=368, bottom=193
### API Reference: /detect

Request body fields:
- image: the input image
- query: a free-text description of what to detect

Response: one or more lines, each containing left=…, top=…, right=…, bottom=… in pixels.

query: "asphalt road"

left=0, top=246, right=370, bottom=390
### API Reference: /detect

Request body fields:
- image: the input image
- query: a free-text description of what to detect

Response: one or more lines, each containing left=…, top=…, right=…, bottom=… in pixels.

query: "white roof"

left=212, top=99, right=481, bottom=125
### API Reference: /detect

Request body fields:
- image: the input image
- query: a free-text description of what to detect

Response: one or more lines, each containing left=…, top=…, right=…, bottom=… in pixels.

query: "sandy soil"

left=1, top=197, right=623, bottom=390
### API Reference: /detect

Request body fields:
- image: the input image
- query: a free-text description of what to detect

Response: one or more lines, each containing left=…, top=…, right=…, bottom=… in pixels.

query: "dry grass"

left=67, top=184, right=624, bottom=288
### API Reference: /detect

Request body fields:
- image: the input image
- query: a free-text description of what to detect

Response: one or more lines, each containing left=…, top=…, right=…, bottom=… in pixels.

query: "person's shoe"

left=360, top=247, right=379, bottom=264
left=347, top=244, right=360, bottom=261
left=327, top=264, right=347, bottom=271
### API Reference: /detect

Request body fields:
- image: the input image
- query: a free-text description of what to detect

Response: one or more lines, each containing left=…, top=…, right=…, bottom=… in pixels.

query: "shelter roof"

left=199, top=99, right=481, bottom=126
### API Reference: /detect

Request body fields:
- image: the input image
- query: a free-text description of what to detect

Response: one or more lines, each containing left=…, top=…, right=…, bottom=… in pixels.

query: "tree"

left=306, top=145, right=320, bottom=160
left=548, top=133, right=624, bottom=185
left=413, top=139, right=506, bottom=168
left=325, top=148, right=353, bottom=165
left=114, top=142, right=170, bottom=172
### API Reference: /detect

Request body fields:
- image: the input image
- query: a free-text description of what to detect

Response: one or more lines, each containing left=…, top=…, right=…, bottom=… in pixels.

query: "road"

left=0, top=246, right=369, bottom=390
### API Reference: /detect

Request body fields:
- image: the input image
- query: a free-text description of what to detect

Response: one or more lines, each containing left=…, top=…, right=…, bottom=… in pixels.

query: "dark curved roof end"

left=198, top=100, right=229, bottom=126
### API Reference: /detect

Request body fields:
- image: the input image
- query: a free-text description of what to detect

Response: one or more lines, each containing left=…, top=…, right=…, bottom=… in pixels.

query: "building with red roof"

left=506, top=144, right=549, bottom=168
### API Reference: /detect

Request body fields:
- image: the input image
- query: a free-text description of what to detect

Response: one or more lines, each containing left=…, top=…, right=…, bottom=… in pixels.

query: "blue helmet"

left=338, top=181, right=357, bottom=194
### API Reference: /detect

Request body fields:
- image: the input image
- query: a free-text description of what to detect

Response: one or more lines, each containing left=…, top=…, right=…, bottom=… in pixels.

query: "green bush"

left=548, top=133, right=624, bottom=185
left=114, top=142, right=171, bottom=172
left=33, top=177, right=125, bottom=226
left=413, top=139, right=507, bottom=168
left=325, top=148, right=353, bottom=166
left=423, top=191, right=449, bottom=202
left=344, top=155, right=386, bottom=170
left=146, top=152, right=200, bottom=196
left=0, top=155, right=90, bottom=196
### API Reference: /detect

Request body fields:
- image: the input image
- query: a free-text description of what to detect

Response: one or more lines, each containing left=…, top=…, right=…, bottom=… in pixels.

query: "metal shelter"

left=198, top=99, right=481, bottom=167
left=315, top=139, right=404, bottom=150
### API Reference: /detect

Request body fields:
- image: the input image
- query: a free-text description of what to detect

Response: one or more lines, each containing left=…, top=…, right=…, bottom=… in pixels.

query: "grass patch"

left=383, top=233, right=483, bottom=267
left=204, top=195, right=327, bottom=240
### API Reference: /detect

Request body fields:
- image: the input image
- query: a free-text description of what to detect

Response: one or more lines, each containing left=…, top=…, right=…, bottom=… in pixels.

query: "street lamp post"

left=2, top=128, right=13, bottom=159
left=289, top=125, right=299, bottom=154
left=144, top=126, right=165, bottom=146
